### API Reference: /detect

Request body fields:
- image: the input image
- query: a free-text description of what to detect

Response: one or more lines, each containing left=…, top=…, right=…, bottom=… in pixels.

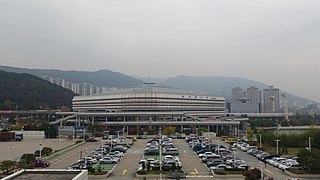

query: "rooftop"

left=2, top=169, right=87, bottom=180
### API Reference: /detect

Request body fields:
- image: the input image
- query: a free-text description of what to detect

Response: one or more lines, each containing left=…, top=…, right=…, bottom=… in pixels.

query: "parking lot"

left=3, top=136, right=316, bottom=180
left=0, top=138, right=73, bottom=162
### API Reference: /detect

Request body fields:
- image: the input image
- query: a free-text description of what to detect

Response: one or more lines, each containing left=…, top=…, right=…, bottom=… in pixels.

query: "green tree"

left=39, top=123, right=57, bottom=138
left=297, top=148, right=320, bottom=171
left=3, top=100, right=14, bottom=110
left=247, top=128, right=254, bottom=140
left=243, top=168, right=261, bottom=180
left=163, top=126, right=176, bottom=135
left=88, top=125, right=104, bottom=136
left=197, top=127, right=208, bottom=136
left=42, top=147, right=53, bottom=156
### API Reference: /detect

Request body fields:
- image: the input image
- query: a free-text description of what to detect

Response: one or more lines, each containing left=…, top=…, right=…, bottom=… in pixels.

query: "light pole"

left=58, top=135, right=61, bottom=151
left=7, top=147, right=12, bottom=160
left=218, top=139, right=220, bottom=154
left=159, top=126, right=162, bottom=180
left=275, top=139, right=280, bottom=155
left=260, top=161, right=264, bottom=179
left=259, top=134, right=262, bottom=148
left=308, top=137, right=312, bottom=152
left=39, top=139, right=43, bottom=159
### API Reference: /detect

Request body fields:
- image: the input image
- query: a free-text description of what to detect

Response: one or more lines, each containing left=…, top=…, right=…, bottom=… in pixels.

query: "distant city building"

left=40, top=75, right=114, bottom=96
left=263, top=85, right=280, bottom=113
left=246, top=86, right=262, bottom=104
left=232, top=87, right=245, bottom=102
left=230, top=86, right=261, bottom=113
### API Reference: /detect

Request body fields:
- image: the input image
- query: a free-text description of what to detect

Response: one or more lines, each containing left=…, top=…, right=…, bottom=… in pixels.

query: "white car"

left=199, top=152, right=214, bottom=158
left=99, top=156, right=119, bottom=164
left=210, top=164, right=232, bottom=170
left=271, top=158, right=286, bottom=167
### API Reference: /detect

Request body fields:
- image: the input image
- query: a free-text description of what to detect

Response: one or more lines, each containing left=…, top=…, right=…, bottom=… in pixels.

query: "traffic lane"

left=48, top=141, right=101, bottom=169
left=0, top=138, right=73, bottom=161
left=174, top=139, right=211, bottom=176
left=107, top=140, right=146, bottom=180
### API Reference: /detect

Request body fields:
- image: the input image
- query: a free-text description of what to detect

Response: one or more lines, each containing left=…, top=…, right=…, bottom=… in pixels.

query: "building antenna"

left=223, top=86, right=226, bottom=97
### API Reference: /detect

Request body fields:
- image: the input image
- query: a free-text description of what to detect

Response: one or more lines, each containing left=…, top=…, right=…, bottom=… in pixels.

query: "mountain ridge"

left=0, top=65, right=317, bottom=105
left=0, top=70, right=75, bottom=110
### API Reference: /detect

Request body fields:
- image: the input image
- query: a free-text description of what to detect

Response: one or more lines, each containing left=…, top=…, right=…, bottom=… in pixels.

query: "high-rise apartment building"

left=230, top=86, right=261, bottom=113
left=263, top=85, right=280, bottom=113
left=246, top=86, right=262, bottom=104
left=232, top=87, right=244, bottom=102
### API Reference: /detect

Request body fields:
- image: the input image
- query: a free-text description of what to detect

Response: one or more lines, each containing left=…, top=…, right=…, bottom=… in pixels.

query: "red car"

left=32, top=160, right=50, bottom=168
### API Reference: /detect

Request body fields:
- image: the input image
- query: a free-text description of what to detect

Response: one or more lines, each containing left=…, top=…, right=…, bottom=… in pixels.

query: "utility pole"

left=259, top=134, right=262, bottom=148
left=159, top=126, right=162, bottom=180
left=275, top=139, right=280, bottom=155
left=309, top=137, right=312, bottom=152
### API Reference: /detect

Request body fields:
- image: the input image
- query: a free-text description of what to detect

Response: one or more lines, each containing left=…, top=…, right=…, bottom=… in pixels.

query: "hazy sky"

left=1, top=1, right=320, bottom=102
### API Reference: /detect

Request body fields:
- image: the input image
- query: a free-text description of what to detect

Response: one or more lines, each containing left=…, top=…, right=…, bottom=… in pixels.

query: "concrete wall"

left=13, top=130, right=45, bottom=139
left=73, top=170, right=88, bottom=180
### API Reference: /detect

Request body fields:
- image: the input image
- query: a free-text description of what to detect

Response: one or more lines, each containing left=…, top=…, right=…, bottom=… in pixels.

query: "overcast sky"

left=0, top=0, right=320, bottom=102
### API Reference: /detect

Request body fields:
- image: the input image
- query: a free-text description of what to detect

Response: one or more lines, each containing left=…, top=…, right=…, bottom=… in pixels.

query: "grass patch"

left=264, top=146, right=303, bottom=156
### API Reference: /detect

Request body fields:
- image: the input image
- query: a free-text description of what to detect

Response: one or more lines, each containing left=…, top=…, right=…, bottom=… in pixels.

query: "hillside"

left=159, top=75, right=317, bottom=105
left=0, top=65, right=144, bottom=88
left=0, top=71, right=75, bottom=110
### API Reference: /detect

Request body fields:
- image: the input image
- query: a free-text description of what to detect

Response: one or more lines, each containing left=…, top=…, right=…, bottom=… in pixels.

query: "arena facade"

left=67, top=83, right=245, bottom=135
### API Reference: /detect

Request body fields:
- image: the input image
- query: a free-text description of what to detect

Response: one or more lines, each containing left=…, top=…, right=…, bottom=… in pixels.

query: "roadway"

left=48, top=141, right=101, bottom=169
left=219, top=140, right=312, bottom=180
left=107, top=140, right=146, bottom=180
left=0, top=138, right=73, bottom=162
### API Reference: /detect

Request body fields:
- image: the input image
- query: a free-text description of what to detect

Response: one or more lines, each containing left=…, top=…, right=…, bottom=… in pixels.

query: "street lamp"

left=58, top=135, right=61, bottom=151
left=39, top=138, right=43, bottom=159
left=159, top=126, right=162, bottom=180
left=259, top=134, right=262, bottom=148
left=308, top=137, right=312, bottom=152
left=260, top=161, right=264, bottom=180
left=7, top=147, right=12, bottom=160
left=275, top=139, right=280, bottom=155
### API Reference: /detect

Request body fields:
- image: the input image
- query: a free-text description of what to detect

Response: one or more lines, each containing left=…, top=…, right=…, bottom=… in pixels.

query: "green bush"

left=0, top=160, right=17, bottom=175
left=136, top=170, right=147, bottom=175
left=75, top=140, right=83, bottom=144
left=20, top=154, right=36, bottom=163
left=42, top=147, right=53, bottom=156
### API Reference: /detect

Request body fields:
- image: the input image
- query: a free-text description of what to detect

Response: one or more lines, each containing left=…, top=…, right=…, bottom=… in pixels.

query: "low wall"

left=13, top=130, right=45, bottom=139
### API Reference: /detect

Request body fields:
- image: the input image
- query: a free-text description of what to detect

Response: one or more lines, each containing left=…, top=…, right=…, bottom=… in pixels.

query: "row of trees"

left=253, top=128, right=320, bottom=172
left=258, top=129, right=320, bottom=149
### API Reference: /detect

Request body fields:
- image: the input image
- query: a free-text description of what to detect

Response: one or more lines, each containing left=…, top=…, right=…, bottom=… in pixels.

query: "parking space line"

left=265, top=169, right=274, bottom=174
left=194, top=168, right=198, bottom=174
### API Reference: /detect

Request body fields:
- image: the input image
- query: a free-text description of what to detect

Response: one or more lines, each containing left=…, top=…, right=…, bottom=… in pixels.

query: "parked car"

left=85, top=137, right=98, bottom=142
left=209, top=164, right=232, bottom=170
left=99, top=156, right=118, bottom=164
left=32, top=159, right=50, bottom=168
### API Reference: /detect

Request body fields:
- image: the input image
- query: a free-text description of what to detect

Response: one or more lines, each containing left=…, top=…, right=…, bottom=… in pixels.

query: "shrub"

left=136, top=170, right=147, bottom=175
left=75, top=140, right=83, bottom=144
left=42, top=147, right=53, bottom=156
left=20, top=154, right=36, bottom=163
left=243, top=168, right=261, bottom=180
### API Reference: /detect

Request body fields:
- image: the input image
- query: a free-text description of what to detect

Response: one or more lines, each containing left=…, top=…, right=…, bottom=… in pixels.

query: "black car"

left=86, top=138, right=98, bottom=142
left=261, top=154, right=280, bottom=161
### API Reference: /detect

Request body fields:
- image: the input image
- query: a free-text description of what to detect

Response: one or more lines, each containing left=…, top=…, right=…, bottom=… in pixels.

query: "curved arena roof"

left=73, top=83, right=225, bottom=114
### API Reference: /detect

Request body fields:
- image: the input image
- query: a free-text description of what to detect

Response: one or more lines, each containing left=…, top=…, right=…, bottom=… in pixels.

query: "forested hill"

left=0, top=71, right=75, bottom=110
